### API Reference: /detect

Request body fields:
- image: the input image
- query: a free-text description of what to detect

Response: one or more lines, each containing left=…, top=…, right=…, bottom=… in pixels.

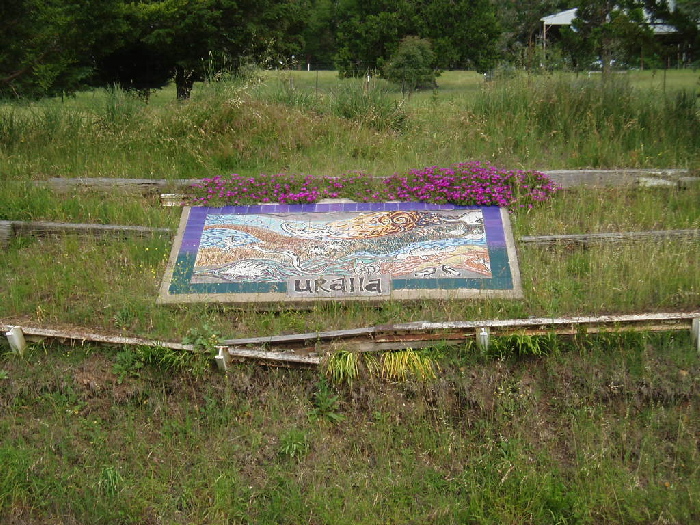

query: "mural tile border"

left=157, top=202, right=523, bottom=305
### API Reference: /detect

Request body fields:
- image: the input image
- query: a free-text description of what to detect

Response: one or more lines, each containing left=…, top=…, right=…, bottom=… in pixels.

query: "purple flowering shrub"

left=188, top=162, right=558, bottom=209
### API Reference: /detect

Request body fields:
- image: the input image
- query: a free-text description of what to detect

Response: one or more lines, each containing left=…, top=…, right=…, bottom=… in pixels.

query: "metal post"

left=214, top=346, right=230, bottom=372
left=5, top=326, right=27, bottom=356
left=476, top=327, right=490, bottom=353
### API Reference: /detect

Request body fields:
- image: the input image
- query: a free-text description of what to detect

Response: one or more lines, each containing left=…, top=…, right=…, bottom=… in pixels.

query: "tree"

left=383, top=36, right=437, bottom=93
left=677, top=0, right=700, bottom=20
left=657, top=0, right=700, bottom=67
left=132, top=0, right=307, bottom=99
left=333, top=0, right=501, bottom=76
left=99, top=0, right=303, bottom=100
left=0, top=0, right=125, bottom=98
left=492, top=0, right=566, bottom=68
left=416, top=0, right=502, bottom=71
left=300, top=0, right=338, bottom=69
left=572, top=0, right=654, bottom=74
left=570, top=0, right=699, bottom=72
left=334, top=1, right=416, bottom=77
left=1, top=0, right=308, bottom=100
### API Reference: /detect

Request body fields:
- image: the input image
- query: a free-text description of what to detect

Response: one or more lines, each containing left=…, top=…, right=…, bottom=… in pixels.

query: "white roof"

left=541, top=8, right=578, bottom=26
left=541, top=7, right=677, bottom=34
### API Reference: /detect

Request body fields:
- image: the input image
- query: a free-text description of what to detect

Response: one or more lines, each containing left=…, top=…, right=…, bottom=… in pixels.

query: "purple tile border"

left=159, top=203, right=523, bottom=304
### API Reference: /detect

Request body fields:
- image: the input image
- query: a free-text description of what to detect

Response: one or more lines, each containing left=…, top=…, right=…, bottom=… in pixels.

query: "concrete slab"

left=158, top=203, right=523, bottom=305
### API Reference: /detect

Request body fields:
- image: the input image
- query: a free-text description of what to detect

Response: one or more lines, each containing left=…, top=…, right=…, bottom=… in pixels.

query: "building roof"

left=541, top=8, right=678, bottom=34
left=541, top=8, right=578, bottom=27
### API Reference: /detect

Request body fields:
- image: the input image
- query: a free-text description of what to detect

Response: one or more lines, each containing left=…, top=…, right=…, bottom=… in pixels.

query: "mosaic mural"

left=158, top=203, right=522, bottom=304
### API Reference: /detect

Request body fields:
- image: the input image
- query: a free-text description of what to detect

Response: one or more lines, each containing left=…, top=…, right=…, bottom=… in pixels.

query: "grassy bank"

left=0, top=70, right=698, bottom=338
left=2, top=232, right=698, bottom=340
left=1, top=183, right=698, bottom=341
left=1, top=70, right=699, bottom=523
left=1, top=70, right=698, bottom=181
left=1, top=331, right=698, bottom=524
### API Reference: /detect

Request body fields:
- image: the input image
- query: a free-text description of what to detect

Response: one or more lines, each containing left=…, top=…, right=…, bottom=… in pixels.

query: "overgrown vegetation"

left=1, top=332, right=698, bottom=523
left=0, top=70, right=698, bottom=522
left=1, top=70, right=698, bottom=182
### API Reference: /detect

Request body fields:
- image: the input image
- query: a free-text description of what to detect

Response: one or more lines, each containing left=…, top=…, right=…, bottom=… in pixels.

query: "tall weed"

left=468, top=74, right=700, bottom=167
left=99, top=85, right=147, bottom=130
left=330, top=80, right=408, bottom=131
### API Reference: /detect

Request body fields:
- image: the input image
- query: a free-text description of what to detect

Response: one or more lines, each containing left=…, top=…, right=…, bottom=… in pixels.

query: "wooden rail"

left=0, top=220, right=173, bottom=248
left=0, top=323, right=319, bottom=367
left=4, top=312, right=699, bottom=369
left=519, top=229, right=700, bottom=247
left=35, top=171, right=698, bottom=192
left=3, top=219, right=697, bottom=249
left=543, top=169, right=692, bottom=189
left=221, top=311, right=700, bottom=359
left=44, top=177, right=199, bottom=194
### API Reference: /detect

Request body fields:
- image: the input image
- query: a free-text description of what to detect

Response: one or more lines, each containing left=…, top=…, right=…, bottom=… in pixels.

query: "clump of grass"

left=323, top=350, right=360, bottom=385
left=308, top=380, right=345, bottom=423
left=278, top=428, right=310, bottom=459
left=329, top=80, right=408, bottom=131
left=256, top=75, right=408, bottom=131
left=113, top=344, right=211, bottom=383
left=380, top=348, right=438, bottom=382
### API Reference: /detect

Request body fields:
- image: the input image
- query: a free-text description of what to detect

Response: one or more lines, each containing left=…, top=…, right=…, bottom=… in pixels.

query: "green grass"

left=0, top=69, right=699, bottom=522
left=1, top=70, right=698, bottom=181
left=0, top=332, right=698, bottom=523
left=0, top=183, right=697, bottom=341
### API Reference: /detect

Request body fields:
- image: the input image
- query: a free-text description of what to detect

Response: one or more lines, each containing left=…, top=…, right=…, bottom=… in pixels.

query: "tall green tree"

left=416, top=0, right=502, bottom=71
left=300, top=0, right=338, bottom=68
left=383, top=36, right=437, bottom=92
left=98, top=0, right=307, bottom=99
left=333, top=0, right=501, bottom=76
left=572, top=0, right=653, bottom=74
left=334, top=1, right=416, bottom=77
left=0, top=0, right=125, bottom=98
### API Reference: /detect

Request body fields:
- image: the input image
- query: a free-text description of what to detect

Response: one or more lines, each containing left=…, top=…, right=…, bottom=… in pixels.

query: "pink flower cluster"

left=188, top=162, right=558, bottom=209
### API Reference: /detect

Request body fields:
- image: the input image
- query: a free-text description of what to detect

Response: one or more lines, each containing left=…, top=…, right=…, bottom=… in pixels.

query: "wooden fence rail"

left=4, top=311, right=699, bottom=369
left=34, top=170, right=696, bottom=193
left=0, top=220, right=173, bottom=248
left=3, top=218, right=698, bottom=250
left=221, top=311, right=700, bottom=358
left=519, top=229, right=700, bottom=247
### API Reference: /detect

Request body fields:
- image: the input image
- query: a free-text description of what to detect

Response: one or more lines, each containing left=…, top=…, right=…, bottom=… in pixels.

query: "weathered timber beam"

left=32, top=170, right=698, bottom=195
left=544, top=169, right=689, bottom=189
left=0, top=323, right=192, bottom=351
left=46, top=177, right=199, bottom=195
left=1, top=322, right=318, bottom=367
left=221, top=312, right=700, bottom=355
left=220, top=326, right=377, bottom=346
left=519, top=229, right=700, bottom=247
left=226, top=347, right=319, bottom=366
left=383, top=312, right=699, bottom=333
left=1, top=220, right=174, bottom=247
